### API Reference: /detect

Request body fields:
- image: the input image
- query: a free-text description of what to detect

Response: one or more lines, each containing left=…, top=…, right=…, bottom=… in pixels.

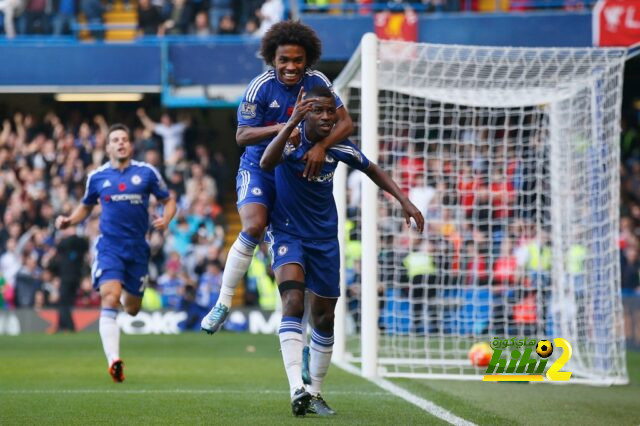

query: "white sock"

left=309, top=328, right=334, bottom=396
left=279, top=316, right=304, bottom=398
left=99, top=308, right=120, bottom=366
left=301, top=291, right=311, bottom=345
left=217, top=232, right=258, bottom=307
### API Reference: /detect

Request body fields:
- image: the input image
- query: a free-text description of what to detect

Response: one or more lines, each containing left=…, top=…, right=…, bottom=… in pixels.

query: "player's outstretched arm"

left=363, top=163, right=425, bottom=233
left=260, top=89, right=313, bottom=171
left=152, top=196, right=177, bottom=231
left=55, top=204, right=93, bottom=230
left=302, top=106, right=353, bottom=178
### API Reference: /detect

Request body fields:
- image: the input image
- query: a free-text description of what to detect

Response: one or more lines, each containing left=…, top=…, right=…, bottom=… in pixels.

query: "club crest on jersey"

left=131, top=175, right=142, bottom=185
left=240, top=102, right=257, bottom=119
left=251, top=187, right=263, bottom=196
left=278, top=245, right=288, bottom=256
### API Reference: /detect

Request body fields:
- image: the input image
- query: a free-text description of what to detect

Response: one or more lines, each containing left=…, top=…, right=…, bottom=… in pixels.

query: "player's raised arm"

left=260, top=89, right=313, bottom=171
left=362, top=163, right=425, bottom=233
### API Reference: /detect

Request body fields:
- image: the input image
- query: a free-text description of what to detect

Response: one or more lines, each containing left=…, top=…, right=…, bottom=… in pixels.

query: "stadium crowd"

left=0, top=0, right=593, bottom=39
left=0, top=109, right=257, bottom=327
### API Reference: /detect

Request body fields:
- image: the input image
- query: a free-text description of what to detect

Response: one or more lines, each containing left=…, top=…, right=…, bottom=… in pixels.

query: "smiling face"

left=107, top=129, right=133, bottom=163
left=274, top=44, right=307, bottom=86
left=305, top=95, right=337, bottom=140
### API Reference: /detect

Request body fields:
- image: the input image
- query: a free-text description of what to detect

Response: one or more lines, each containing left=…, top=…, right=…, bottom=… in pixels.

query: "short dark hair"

left=260, top=21, right=322, bottom=67
left=304, top=85, right=333, bottom=100
left=107, top=123, right=131, bottom=141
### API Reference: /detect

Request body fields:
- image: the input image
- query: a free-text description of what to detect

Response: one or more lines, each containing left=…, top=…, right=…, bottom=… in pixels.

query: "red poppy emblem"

left=287, top=106, right=294, bottom=117
left=104, top=195, right=111, bottom=202
left=118, top=183, right=126, bottom=192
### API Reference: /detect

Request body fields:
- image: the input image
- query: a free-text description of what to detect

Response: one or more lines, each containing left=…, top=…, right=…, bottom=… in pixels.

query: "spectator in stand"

left=52, top=0, right=76, bottom=35
left=137, top=0, right=163, bottom=36
left=81, top=0, right=105, bottom=40
left=159, top=0, right=192, bottom=36
left=54, top=224, right=89, bottom=332
left=185, top=163, right=217, bottom=205
left=194, top=10, right=210, bottom=36
left=256, top=0, right=283, bottom=37
left=216, top=13, right=236, bottom=35
left=157, top=255, right=186, bottom=309
left=136, top=108, right=189, bottom=167
left=0, top=0, right=24, bottom=38
left=209, top=0, right=232, bottom=34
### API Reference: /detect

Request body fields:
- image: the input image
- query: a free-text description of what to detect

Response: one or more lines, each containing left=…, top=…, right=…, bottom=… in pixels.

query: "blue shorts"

left=236, top=162, right=276, bottom=211
left=269, top=230, right=340, bottom=298
left=92, top=236, right=150, bottom=297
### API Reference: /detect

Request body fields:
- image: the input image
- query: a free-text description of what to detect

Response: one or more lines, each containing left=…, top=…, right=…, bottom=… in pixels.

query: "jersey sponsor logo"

left=110, top=193, right=144, bottom=204
left=269, top=100, right=280, bottom=108
left=131, top=175, right=142, bottom=185
left=308, top=171, right=335, bottom=183
left=118, top=183, right=127, bottom=192
left=278, top=245, right=288, bottom=256
left=240, top=102, right=257, bottom=119
left=251, top=187, right=263, bottom=196
left=102, top=180, right=111, bottom=188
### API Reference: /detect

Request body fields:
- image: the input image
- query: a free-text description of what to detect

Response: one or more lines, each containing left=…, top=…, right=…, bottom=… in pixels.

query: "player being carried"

left=260, top=86, right=425, bottom=416
left=55, top=124, right=176, bottom=383
left=200, top=20, right=353, bottom=383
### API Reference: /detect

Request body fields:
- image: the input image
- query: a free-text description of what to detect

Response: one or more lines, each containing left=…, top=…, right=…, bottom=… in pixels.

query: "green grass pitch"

left=1, top=333, right=639, bottom=425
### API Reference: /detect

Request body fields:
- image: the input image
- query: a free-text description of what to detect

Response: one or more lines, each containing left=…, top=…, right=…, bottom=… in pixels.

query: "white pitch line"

left=333, top=360, right=477, bottom=426
left=1, top=388, right=389, bottom=397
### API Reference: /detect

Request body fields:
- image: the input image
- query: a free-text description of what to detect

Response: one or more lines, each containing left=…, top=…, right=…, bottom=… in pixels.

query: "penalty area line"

left=333, top=359, right=477, bottom=426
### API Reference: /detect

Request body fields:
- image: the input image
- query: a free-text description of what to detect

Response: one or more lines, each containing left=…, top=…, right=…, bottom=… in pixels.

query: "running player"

left=260, top=86, right=424, bottom=416
left=55, top=124, right=176, bottom=383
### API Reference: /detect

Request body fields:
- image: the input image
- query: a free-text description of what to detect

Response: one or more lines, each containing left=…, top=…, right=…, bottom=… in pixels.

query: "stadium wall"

left=0, top=12, right=592, bottom=89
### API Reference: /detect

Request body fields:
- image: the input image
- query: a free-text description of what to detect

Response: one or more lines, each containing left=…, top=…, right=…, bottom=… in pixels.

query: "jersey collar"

left=273, top=69, right=304, bottom=90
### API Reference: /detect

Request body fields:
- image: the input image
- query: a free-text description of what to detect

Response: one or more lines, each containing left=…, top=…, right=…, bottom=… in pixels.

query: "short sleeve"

left=147, top=165, right=170, bottom=200
left=82, top=173, right=99, bottom=205
left=237, top=75, right=268, bottom=127
left=328, top=140, right=370, bottom=171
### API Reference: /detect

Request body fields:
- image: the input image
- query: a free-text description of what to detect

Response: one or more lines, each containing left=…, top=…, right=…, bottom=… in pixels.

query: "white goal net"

left=332, top=36, right=628, bottom=385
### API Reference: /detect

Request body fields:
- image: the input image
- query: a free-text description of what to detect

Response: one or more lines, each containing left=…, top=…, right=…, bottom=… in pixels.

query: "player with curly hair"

left=201, top=21, right=353, bottom=344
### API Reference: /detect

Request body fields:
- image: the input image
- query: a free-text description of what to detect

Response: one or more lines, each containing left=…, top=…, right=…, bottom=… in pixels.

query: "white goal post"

left=332, top=34, right=629, bottom=385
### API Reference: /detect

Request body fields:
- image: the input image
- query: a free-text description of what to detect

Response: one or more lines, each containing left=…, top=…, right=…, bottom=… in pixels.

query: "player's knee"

left=242, top=223, right=265, bottom=240
left=313, top=311, right=335, bottom=333
left=124, top=305, right=141, bottom=316
left=101, top=292, right=120, bottom=309
left=279, top=280, right=305, bottom=318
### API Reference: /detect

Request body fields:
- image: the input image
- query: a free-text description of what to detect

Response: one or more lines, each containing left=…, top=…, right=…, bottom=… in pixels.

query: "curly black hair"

left=260, top=21, right=322, bottom=68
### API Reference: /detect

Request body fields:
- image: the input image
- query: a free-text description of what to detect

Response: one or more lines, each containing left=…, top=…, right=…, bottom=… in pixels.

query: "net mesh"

left=335, top=40, right=628, bottom=383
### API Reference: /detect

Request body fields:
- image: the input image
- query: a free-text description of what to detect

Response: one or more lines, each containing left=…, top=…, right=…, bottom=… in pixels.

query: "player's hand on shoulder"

left=401, top=200, right=425, bottom=233
left=302, top=143, right=326, bottom=178
left=55, top=215, right=71, bottom=230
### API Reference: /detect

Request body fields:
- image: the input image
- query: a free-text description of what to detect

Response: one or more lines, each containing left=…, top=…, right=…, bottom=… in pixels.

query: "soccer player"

left=201, top=22, right=352, bottom=339
left=55, top=124, right=176, bottom=383
left=260, top=86, right=425, bottom=416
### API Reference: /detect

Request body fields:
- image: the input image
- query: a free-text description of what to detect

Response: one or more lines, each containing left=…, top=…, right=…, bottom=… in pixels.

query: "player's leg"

left=304, top=239, right=340, bottom=416
left=202, top=168, right=273, bottom=334
left=301, top=291, right=311, bottom=385
left=275, top=261, right=311, bottom=416
left=99, top=280, right=125, bottom=382
left=307, top=292, right=338, bottom=415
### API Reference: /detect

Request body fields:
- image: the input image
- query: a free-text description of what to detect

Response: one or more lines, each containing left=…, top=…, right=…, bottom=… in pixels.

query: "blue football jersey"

left=82, top=160, right=170, bottom=240
left=270, top=122, right=370, bottom=240
left=237, top=69, right=344, bottom=167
